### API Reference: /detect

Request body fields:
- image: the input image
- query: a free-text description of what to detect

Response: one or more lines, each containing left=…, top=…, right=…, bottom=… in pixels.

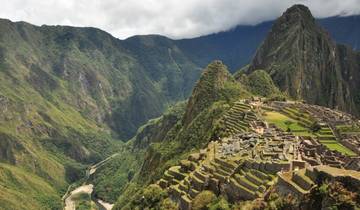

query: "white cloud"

left=0, top=0, right=359, bottom=39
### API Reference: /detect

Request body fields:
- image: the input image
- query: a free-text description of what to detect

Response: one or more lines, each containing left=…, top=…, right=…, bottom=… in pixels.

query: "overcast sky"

left=1, top=0, right=360, bottom=39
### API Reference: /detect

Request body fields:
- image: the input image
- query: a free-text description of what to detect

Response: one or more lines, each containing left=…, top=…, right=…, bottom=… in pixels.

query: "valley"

left=0, top=3, right=359, bottom=210
left=64, top=153, right=118, bottom=210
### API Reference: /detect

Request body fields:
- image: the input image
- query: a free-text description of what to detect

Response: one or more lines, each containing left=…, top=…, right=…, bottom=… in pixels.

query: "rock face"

left=248, top=4, right=360, bottom=116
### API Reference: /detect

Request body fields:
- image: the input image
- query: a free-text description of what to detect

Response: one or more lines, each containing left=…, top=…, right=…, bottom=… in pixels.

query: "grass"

left=336, top=124, right=360, bottom=134
left=318, top=141, right=356, bottom=156
left=262, top=111, right=314, bottom=136
left=0, top=163, right=62, bottom=210
left=73, top=193, right=98, bottom=210
left=282, top=107, right=314, bottom=125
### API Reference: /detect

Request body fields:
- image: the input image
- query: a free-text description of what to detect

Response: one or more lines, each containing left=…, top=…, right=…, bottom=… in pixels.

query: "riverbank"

left=63, top=153, right=118, bottom=210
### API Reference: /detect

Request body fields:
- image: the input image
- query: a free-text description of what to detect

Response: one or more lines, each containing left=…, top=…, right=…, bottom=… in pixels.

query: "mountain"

left=0, top=19, right=201, bottom=209
left=175, top=15, right=360, bottom=72
left=318, top=15, right=360, bottom=51
left=110, top=61, right=249, bottom=209
left=176, top=22, right=273, bottom=72
left=248, top=4, right=360, bottom=117
left=1, top=4, right=360, bottom=209
left=110, top=60, right=360, bottom=210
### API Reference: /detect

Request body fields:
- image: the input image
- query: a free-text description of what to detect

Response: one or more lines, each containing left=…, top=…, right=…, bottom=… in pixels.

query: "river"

left=63, top=154, right=119, bottom=210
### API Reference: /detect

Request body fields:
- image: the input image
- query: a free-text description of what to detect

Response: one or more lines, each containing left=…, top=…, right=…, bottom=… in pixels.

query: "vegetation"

left=208, top=197, right=231, bottom=210
left=0, top=163, right=62, bottom=210
left=306, top=181, right=359, bottom=209
left=183, top=60, right=250, bottom=125
left=0, top=17, right=202, bottom=209
left=113, top=61, right=248, bottom=209
left=239, top=70, right=281, bottom=97
left=192, top=190, right=216, bottom=210
left=122, top=184, right=171, bottom=210
left=247, top=4, right=360, bottom=117
left=336, top=124, right=360, bottom=133
left=318, top=141, right=356, bottom=156
left=73, top=193, right=94, bottom=210
left=234, top=192, right=297, bottom=210
left=0, top=4, right=360, bottom=209
left=262, top=111, right=314, bottom=136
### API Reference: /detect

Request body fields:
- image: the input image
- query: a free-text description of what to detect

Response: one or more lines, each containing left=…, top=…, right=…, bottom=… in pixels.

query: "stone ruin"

left=154, top=100, right=360, bottom=209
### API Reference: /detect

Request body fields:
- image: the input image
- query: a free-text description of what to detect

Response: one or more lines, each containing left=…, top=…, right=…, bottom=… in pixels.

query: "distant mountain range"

left=0, top=6, right=360, bottom=210
left=175, top=14, right=360, bottom=71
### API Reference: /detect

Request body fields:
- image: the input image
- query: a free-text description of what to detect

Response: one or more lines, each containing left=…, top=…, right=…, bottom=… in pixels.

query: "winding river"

left=63, top=153, right=119, bottom=210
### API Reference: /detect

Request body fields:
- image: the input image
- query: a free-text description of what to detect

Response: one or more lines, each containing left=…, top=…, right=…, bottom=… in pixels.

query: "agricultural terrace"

left=316, top=124, right=356, bottom=156
left=262, top=111, right=314, bottom=137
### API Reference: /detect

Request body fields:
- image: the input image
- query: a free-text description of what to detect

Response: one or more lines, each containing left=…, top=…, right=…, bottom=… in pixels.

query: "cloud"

left=0, top=0, right=359, bottom=39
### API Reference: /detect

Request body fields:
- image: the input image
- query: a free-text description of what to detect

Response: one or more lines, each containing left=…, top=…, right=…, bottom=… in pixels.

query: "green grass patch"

left=319, top=142, right=356, bottom=156
left=336, top=124, right=360, bottom=133
left=263, top=111, right=314, bottom=136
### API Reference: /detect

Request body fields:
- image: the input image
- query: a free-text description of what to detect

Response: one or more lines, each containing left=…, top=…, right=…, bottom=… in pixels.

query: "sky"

left=1, top=0, right=360, bottom=39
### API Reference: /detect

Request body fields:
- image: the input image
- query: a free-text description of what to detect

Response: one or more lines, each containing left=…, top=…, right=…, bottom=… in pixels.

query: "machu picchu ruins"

left=155, top=99, right=360, bottom=209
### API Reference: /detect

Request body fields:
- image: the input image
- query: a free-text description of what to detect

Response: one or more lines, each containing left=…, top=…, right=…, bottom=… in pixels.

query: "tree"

left=284, top=120, right=293, bottom=132
left=310, top=121, right=321, bottom=132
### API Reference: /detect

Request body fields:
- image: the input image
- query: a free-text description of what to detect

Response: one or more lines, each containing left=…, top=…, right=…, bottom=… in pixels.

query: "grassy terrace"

left=336, top=124, right=360, bottom=134
left=318, top=140, right=356, bottom=156
left=263, top=109, right=356, bottom=156
left=262, top=111, right=314, bottom=137
left=316, top=125, right=356, bottom=156
left=282, top=107, right=314, bottom=126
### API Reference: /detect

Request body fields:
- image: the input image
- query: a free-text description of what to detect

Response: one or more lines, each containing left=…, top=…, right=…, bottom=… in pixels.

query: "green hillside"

left=0, top=18, right=201, bottom=209
left=97, top=61, right=249, bottom=209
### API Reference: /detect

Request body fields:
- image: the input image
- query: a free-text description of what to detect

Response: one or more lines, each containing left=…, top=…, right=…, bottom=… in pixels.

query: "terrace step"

left=164, top=170, right=175, bottom=181
left=170, top=178, right=180, bottom=185
left=203, top=164, right=214, bottom=173
left=194, top=170, right=208, bottom=182
left=190, top=174, right=205, bottom=191
left=180, top=195, right=192, bottom=210
left=234, top=174, right=258, bottom=191
left=229, top=178, right=256, bottom=199
left=250, top=169, right=271, bottom=181
left=213, top=172, right=227, bottom=182
left=246, top=172, right=264, bottom=185
left=169, top=185, right=185, bottom=198
left=214, top=158, right=237, bottom=170
left=179, top=181, right=189, bottom=191
left=168, top=166, right=187, bottom=180
left=291, top=170, right=315, bottom=191
left=158, top=179, right=168, bottom=189
left=189, top=188, right=200, bottom=199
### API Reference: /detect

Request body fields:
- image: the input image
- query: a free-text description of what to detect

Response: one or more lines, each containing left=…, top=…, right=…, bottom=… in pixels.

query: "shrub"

left=310, top=121, right=321, bottom=132
left=192, top=190, right=216, bottom=210
left=208, top=197, right=231, bottom=210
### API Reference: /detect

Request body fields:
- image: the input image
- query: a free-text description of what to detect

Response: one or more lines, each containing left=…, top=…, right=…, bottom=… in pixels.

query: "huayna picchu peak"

left=249, top=4, right=360, bottom=117
left=0, top=2, right=360, bottom=210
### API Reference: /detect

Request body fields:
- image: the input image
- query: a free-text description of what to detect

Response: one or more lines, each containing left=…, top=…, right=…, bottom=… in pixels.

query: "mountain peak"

left=275, top=4, right=315, bottom=30
left=284, top=4, right=313, bottom=19
left=248, top=4, right=360, bottom=116
left=182, top=60, right=234, bottom=125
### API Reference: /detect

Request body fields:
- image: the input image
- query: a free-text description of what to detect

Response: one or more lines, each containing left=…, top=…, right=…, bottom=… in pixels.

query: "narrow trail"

left=63, top=153, right=118, bottom=210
